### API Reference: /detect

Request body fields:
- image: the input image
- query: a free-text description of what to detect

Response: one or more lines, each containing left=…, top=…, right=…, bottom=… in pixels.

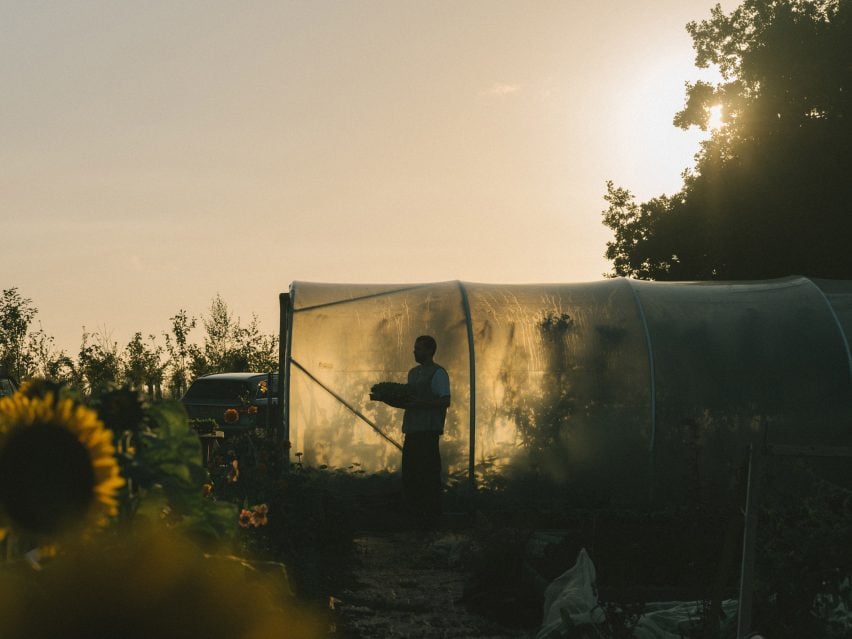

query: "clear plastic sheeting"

left=632, top=277, right=852, bottom=503
left=464, top=281, right=652, bottom=502
left=537, top=548, right=600, bottom=633
left=284, top=277, right=852, bottom=505
left=536, top=548, right=737, bottom=639
left=288, top=282, right=471, bottom=475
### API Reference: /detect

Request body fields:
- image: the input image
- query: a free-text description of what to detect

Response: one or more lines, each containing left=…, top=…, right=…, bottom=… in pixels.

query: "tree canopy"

left=603, top=0, right=852, bottom=280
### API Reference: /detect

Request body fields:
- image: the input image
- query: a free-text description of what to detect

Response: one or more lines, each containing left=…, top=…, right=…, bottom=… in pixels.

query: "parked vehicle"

left=180, top=372, right=279, bottom=432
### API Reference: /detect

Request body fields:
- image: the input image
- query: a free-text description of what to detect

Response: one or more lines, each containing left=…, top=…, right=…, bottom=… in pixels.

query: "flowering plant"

left=238, top=503, right=269, bottom=528
left=0, top=384, right=124, bottom=541
left=0, top=381, right=236, bottom=550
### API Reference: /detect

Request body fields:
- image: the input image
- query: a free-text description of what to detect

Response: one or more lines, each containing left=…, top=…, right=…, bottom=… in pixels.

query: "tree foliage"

left=164, top=310, right=196, bottom=398
left=603, top=0, right=852, bottom=280
left=0, top=288, right=70, bottom=382
left=76, top=329, right=122, bottom=395
left=122, top=332, right=165, bottom=397
left=0, top=288, right=277, bottom=396
left=0, top=288, right=36, bottom=381
left=189, top=294, right=278, bottom=377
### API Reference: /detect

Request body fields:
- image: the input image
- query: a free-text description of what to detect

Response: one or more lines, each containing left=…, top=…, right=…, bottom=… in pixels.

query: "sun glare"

left=707, top=104, right=724, bottom=131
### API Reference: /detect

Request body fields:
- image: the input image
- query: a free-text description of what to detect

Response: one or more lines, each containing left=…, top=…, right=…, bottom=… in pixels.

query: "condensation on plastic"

left=289, top=282, right=470, bottom=475
left=463, top=280, right=653, bottom=502
left=287, top=277, right=852, bottom=506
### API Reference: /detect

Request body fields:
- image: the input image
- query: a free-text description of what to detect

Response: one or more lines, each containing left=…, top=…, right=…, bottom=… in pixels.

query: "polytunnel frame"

left=278, top=282, right=480, bottom=486
left=277, top=277, right=852, bottom=487
left=808, top=278, right=852, bottom=379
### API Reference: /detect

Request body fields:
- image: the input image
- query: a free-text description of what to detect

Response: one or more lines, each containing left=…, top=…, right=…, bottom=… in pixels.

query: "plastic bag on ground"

left=537, top=548, right=603, bottom=638
left=536, top=548, right=737, bottom=639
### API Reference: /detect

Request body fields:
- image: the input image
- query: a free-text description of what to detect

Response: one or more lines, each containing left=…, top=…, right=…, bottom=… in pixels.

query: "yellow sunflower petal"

left=0, top=391, right=125, bottom=536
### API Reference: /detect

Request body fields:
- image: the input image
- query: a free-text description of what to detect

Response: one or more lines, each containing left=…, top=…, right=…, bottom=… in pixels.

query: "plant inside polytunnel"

left=754, top=457, right=852, bottom=638
left=498, top=312, right=576, bottom=463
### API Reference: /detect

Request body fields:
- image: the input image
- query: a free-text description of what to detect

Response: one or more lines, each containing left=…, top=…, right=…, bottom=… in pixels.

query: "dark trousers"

left=401, top=431, right=442, bottom=520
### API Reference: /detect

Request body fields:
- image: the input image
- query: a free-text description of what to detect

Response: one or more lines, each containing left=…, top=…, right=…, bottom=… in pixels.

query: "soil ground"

left=329, top=530, right=534, bottom=639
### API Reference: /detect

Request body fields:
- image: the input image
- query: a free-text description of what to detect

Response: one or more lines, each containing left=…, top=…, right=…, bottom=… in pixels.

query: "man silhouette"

left=373, top=335, right=450, bottom=524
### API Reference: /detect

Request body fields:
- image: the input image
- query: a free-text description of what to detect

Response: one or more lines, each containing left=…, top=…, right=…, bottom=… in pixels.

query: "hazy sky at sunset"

left=2, top=1, right=734, bottom=353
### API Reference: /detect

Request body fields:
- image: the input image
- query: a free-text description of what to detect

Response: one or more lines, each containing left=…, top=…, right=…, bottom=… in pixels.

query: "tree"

left=0, top=290, right=276, bottom=392
left=0, top=288, right=72, bottom=382
left=189, top=295, right=278, bottom=377
left=164, top=310, right=196, bottom=398
left=239, top=314, right=278, bottom=373
left=603, top=0, right=852, bottom=280
left=0, top=288, right=37, bottom=381
left=25, top=327, right=75, bottom=383
left=76, top=329, right=122, bottom=395
left=122, top=332, right=165, bottom=399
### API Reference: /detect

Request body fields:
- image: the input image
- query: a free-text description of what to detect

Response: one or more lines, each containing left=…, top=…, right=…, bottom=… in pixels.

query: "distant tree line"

left=0, top=287, right=278, bottom=398
left=603, top=0, right=852, bottom=280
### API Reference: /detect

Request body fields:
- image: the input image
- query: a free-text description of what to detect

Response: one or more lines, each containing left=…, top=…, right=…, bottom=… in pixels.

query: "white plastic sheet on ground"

left=536, top=548, right=737, bottom=639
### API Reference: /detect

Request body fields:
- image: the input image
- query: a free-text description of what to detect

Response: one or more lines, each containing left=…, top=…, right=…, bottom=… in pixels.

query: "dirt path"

left=331, top=531, right=532, bottom=639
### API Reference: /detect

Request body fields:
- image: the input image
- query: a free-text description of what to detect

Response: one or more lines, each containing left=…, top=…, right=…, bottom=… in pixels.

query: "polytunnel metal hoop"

left=457, top=281, right=477, bottom=487
left=622, top=278, right=657, bottom=453
left=804, top=277, right=852, bottom=390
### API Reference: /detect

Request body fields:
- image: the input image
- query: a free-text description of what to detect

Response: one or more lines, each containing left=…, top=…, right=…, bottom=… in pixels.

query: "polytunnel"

left=278, top=277, right=852, bottom=507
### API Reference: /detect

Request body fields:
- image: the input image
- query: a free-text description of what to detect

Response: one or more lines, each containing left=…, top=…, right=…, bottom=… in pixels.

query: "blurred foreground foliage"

left=0, top=382, right=323, bottom=639
left=0, top=525, right=322, bottom=639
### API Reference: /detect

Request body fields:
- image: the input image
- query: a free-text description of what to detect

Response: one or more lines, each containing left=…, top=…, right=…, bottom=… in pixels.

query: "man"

left=374, top=335, right=450, bottom=523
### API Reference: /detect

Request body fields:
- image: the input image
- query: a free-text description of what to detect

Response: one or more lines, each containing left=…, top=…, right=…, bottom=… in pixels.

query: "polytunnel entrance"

left=280, top=277, right=852, bottom=508
left=282, top=282, right=472, bottom=481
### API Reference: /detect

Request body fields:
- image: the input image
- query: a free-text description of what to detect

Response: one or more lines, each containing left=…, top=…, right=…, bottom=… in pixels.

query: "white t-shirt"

left=402, top=363, right=451, bottom=434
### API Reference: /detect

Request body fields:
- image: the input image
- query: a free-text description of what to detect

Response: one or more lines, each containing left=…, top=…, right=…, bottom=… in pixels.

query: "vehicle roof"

left=194, top=372, right=276, bottom=381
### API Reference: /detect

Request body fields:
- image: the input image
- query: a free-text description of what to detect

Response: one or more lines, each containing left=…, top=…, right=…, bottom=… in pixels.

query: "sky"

left=1, top=0, right=734, bottom=354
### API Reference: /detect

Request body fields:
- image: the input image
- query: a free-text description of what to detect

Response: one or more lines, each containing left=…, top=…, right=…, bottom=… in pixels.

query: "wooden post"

left=736, top=444, right=763, bottom=638
left=278, top=292, right=291, bottom=474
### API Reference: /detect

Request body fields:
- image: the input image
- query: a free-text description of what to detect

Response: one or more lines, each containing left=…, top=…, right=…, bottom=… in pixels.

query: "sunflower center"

left=0, top=422, right=97, bottom=534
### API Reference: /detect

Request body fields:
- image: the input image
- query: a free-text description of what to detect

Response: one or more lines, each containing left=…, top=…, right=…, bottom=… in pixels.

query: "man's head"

left=413, top=335, right=437, bottom=364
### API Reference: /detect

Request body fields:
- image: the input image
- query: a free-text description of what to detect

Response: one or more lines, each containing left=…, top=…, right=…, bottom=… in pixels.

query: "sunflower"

left=0, top=391, right=125, bottom=537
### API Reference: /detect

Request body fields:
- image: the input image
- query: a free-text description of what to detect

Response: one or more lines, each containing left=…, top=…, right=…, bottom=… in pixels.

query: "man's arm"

left=404, top=395, right=450, bottom=409
left=380, top=397, right=411, bottom=409
left=369, top=391, right=410, bottom=409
